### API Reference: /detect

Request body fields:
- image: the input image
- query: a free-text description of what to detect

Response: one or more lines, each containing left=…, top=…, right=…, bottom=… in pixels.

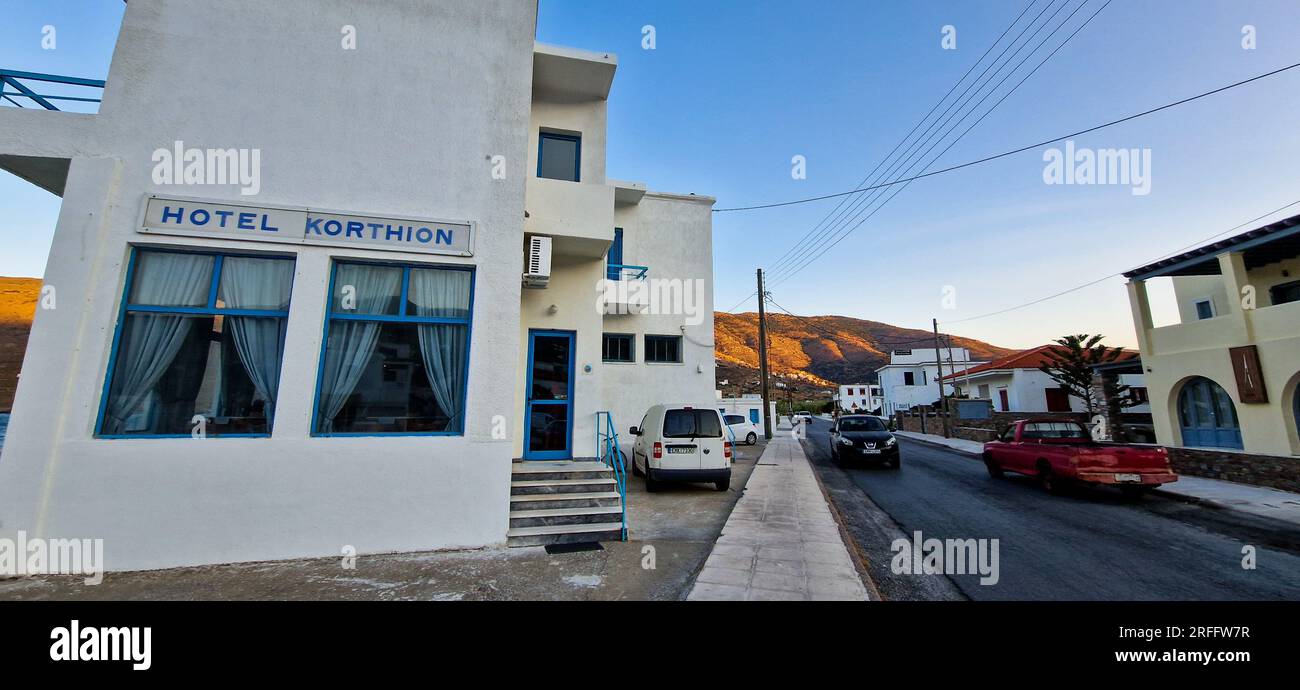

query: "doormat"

left=545, top=542, right=604, bottom=555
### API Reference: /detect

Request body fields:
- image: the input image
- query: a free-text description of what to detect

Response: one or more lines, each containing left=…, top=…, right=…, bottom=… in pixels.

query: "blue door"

left=524, top=330, right=575, bottom=460
left=749, top=408, right=760, bottom=424
left=1177, top=377, right=1243, bottom=450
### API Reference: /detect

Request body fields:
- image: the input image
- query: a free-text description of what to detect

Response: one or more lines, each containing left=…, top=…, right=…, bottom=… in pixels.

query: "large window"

left=602, top=333, right=634, bottom=363
left=314, top=262, right=473, bottom=435
left=644, top=334, right=682, bottom=363
left=538, top=131, right=581, bottom=182
left=98, top=249, right=294, bottom=438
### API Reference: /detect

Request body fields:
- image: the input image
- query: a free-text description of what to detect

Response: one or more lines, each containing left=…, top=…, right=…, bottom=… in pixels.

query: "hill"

left=0, top=277, right=41, bottom=412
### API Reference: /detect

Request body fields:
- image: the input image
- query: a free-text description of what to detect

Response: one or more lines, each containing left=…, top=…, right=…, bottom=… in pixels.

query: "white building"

left=833, top=384, right=882, bottom=414
left=0, top=0, right=715, bottom=570
left=716, top=392, right=776, bottom=429
left=941, top=345, right=1150, bottom=414
left=876, top=348, right=984, bottom=415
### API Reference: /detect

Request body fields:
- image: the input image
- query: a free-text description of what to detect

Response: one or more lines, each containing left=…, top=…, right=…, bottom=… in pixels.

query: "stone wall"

left=1168, top=447, right=1300, bottom=493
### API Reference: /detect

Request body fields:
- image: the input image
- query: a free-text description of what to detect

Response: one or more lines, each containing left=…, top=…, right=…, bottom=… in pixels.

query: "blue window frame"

left=749, top=408, right=760, bottom=424
left=1177, top=377, right=1243, bottom=450
left=95, top=247, right=296, bottom=438
left=312, top=260, right=474, bottom=436
left=606, top=228, right=624, bottom=280
left=644, top=334, right=682, bottom=363
left=602, top=332, right=634, bottom=363
left=537, top=131, right=581, bottom=182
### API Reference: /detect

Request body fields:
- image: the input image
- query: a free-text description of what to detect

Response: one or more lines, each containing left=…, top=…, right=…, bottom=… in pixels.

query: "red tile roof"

left=941, top=344, right=1136, bottom=381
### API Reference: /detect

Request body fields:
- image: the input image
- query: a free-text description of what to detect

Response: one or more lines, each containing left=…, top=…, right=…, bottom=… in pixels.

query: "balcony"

left=1, top=70, right=105, bottom=112
left=598, top=264, right=650, bottom=315
left=525, top=176, right=615, bottom=258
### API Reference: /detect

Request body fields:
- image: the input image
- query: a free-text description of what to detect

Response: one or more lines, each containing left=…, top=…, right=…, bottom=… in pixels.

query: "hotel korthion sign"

left=138, top=195, right=474, bottom=256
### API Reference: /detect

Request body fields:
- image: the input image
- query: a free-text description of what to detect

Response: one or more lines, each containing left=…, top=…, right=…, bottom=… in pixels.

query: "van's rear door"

left=660, top=408, right=706, bottom=470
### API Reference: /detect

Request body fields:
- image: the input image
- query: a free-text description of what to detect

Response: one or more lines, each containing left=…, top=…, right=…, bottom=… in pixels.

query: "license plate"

left=667, top=447, right=695, bottom=454
left=1115, top=473, right=1142, bottom=483
left=861, top=449, right=881, bottom=455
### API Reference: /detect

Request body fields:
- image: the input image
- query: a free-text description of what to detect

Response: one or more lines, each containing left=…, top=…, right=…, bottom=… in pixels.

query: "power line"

left=768, top=0, right=1075, bottom=277
left=771, top=0, right=1110, bottom=287
left=762, top=0, right=1042, bottom=275
left=939, top=197, right=1300, bottom=325
left=764, top=295, right=958, bottom=350
left=717, top=58, right=1300, bottom=214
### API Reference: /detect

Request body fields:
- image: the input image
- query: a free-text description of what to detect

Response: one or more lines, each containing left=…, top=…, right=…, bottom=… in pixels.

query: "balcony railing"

left=605, top=264, right=649, bottom=281
left=0, top=70, right=105, bottom=111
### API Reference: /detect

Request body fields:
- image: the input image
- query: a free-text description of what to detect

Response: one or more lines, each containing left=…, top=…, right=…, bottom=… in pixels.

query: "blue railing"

left=595, top=411, right=628, bottom=541
left=606, top=264, right=649, bottom=281
left=0, top=70, right=105, bottom=111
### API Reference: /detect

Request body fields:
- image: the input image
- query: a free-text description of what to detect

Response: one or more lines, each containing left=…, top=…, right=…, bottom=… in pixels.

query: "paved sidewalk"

left=687, top=426, right=871, bottom=601
left=898, top=429, right=1300, bottom=528
left=895, top=430, right=983, bottom=455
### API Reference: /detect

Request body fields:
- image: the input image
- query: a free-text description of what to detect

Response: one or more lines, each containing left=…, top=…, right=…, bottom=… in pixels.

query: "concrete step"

left=509, top=506, right=623, bottom=529
left=506, top=522, right=624, bottom=547
left=512, top=461, right=608, bottom=473
left=509, top=469, right=613, bottom=482
left=510, top=478, right=618, bottom=495
left=510, top=491, right=622, bottom=511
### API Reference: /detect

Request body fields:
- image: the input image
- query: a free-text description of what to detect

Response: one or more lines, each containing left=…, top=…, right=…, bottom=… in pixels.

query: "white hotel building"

left=0, top=0, right=715, bottom=569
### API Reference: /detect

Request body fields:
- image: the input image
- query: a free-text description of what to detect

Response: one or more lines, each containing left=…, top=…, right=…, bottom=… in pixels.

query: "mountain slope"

left=0, top=277, right=41, bottom=412
left=715, top=311, right=1015, bottom=390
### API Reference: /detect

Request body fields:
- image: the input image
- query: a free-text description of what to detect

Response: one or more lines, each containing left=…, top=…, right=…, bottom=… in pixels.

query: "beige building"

left=1124, top=214, right=1300, bottom=458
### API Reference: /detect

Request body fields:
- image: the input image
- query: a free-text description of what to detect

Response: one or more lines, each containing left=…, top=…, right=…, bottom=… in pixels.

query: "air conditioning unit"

left=523, top=235, right=552, bottom=288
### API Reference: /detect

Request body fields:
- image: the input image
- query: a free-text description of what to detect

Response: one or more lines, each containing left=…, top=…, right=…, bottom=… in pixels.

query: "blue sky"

left=4, top=1, right=1300, bottom=349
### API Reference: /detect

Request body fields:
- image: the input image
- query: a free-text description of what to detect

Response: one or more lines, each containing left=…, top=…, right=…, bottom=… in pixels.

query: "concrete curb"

left=897, top=433, right=982, bottom=458
left=804, top=439, right=884, bottom=602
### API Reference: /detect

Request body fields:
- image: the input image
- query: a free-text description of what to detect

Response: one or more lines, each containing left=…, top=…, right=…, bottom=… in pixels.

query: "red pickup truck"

left=982, top=419, right=1177, bottom=498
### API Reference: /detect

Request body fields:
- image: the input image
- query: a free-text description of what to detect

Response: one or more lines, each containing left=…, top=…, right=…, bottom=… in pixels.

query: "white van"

left=630, top=404, right=732, bottom=492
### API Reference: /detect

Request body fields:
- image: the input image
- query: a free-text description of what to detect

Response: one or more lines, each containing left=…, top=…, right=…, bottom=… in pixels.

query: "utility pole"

left=757, top=269, right=773, bottom=439
left=932, top=318, right=950, bottom=438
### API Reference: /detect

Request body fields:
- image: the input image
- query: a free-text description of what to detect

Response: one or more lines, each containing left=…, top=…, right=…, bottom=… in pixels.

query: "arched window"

left=1177, top=377, right=1243, bottom=450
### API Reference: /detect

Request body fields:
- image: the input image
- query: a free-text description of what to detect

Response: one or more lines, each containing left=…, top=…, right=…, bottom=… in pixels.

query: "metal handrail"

left=595, top=411, right=628, bottom=540
left=0, top=70, right=106, bottom=111
left=606, top=264, right=649, bottom=280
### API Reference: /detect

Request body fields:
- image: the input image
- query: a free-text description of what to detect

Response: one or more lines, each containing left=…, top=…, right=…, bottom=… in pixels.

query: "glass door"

left=524, top=330, right=574, bottom=460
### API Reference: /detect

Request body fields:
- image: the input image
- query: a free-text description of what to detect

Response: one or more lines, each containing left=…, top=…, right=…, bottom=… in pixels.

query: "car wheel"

left=630, top=454, right=643, bottom=477
left=746, top=432, right=757, bottom=445
left=983, top=454, right=1004, bottom=478
left=1038, top=464, right=1065, bottom=494
left=714, top=477, right=730, bottom=492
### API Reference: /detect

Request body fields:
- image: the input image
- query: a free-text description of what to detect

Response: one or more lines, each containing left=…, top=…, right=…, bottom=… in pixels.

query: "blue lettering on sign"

left=386, top=225, right=403, bottom=241
left=238, top=212, right=255, bottom=230
left=367, top=223, right=383, bottom=240
left=260, top=215, right=279, bottom=232
left=436, top=227, right=454, bottom=245
left=345, top=221, right=363, bottom=238
left=324, top=220, right=343, bottom=236
left=190, top=209, right=210, bottom=225
left=161, top=206, right=184, bottom=224
left=214, top=210, right=233, bottom=227
left=415, top=227, right=433, bottom=244
left=305, top=217, right=323, bottom=235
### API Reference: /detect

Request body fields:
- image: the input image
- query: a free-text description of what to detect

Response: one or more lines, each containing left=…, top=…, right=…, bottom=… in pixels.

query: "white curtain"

left=103, top=253, right=214, bottom=434
left=221, top=257, right=294, bottom=419
left=316, top=265, right=402, bottom=432
left=410, top=269, right=470, bottom=432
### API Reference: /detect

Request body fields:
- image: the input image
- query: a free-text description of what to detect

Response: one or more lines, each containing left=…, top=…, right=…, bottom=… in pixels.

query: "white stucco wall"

left=0, top=0, right=538, bottom=570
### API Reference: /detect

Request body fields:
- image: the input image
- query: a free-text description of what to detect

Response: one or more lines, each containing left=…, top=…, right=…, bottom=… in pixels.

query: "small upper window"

left=602, top=333, right=634, bottom=363
left=1269, top=280, right=1300, bottom=306
left=645, top=335, right=682, bottom=363
left=1194, top=298, right=1215, bottom=320
left=538, top=132, right=580, bottom=182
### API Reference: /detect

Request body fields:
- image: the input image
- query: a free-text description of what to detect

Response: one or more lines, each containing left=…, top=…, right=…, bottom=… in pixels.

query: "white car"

left=723, top=413, right=760, bottom=445
left=630, top=404, right=732, bottom=492
left=794, top=411, right=813, bottom=424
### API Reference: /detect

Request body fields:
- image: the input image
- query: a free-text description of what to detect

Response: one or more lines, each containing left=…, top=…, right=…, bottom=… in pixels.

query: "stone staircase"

left=507, top=461, right=625, bottom=547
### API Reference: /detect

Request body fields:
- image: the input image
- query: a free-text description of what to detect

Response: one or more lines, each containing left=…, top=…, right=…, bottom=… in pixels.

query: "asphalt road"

left=800, top=417, right=1300, bottom=601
